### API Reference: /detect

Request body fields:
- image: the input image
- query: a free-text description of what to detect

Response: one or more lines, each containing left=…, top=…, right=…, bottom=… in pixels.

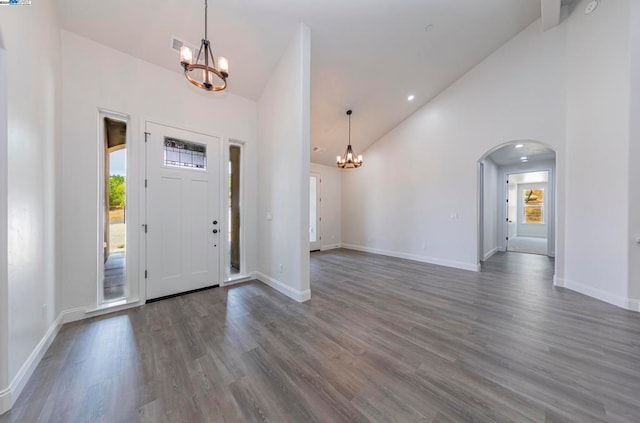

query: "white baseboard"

left=0, top=300, right=143, bottom=415
left=255, top=271, right=311, bottom=302
left=341, top=243, right=480, bottom=272
left=554, top=277, right=640, bottom=312
left=0, top=309, right=66, bottom=415
left=627, top=298, right=640, bottom=312
left=483, top=247, right=499, bottom=261
left=0, top=387, right=9, bottom=415
left=320, top=243, right=341, bottom=251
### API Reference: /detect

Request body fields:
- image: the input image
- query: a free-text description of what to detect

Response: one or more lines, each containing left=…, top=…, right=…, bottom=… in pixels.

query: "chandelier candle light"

left=179, top=0, right=229, bottom=91
left=337, top=110, right=363, bottom=169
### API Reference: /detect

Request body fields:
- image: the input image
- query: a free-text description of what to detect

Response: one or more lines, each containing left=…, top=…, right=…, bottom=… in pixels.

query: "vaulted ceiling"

left=55, top=0, right=543, bottom=166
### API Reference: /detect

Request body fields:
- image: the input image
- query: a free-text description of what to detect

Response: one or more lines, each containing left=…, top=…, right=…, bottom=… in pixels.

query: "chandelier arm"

left=208, top=42, right=217, bottom=70
left=195, top=44, right=203, bottom=64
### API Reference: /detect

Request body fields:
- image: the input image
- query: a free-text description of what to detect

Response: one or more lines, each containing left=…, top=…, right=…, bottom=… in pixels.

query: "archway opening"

left=478, top=140, right=557, bottom=277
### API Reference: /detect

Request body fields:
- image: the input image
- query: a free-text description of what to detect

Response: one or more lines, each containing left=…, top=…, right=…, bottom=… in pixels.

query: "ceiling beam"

left=541, top=0, right=562, bottom=31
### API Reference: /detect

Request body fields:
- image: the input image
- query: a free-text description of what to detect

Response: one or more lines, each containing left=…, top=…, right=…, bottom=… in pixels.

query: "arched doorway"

left=478, top=141, right=557, bottom=274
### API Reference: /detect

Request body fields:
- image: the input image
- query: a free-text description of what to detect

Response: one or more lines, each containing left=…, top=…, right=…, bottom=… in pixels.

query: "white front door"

left=145, top=122, right=221, bottom=300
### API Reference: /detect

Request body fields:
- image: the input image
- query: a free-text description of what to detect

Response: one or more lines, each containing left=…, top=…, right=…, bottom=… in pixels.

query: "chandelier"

left=336, top=110, right=363, bottom=169
left=179, top=0, right=229, bottom=91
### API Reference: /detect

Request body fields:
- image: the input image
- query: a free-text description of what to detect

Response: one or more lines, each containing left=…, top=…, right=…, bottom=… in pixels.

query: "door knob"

left=212, top=229, right=218, bottom=234
left=213, top=220, right=218, bottom=225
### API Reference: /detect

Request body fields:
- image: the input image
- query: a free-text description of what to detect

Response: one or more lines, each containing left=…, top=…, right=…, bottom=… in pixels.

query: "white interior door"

left=309, top=173, right=321, bottom=252
left=146, top=122, right=220, bottom=300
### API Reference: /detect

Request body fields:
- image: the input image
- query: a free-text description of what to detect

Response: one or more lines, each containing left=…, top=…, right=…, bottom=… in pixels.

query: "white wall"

left=59, top=31, right=258, bottom=311
left=257, top=24, right=311, bottom=302
left=563, top=0, right=631, bottom=304
left=629, top=0, right=640, bottom=303
left=481, top=159, right=498, bottom=260
left=0, top=0, right=61, bottom=408
left=342, top=19, right=567, bottom=272
left=0, top=46, right=8, bottom=400
left=310, top=162, right=342, bottom=250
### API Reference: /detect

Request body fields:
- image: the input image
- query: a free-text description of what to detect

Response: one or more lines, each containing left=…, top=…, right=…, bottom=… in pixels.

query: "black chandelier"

left=179, top=0, right=229, bottom=91
left=336, top=110, right=363, bottom=169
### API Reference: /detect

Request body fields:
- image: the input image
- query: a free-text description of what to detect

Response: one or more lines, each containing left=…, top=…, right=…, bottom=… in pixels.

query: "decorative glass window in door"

left=523, top=188, right=544, bottom=224
left=163, top=137, right=207, bottom=169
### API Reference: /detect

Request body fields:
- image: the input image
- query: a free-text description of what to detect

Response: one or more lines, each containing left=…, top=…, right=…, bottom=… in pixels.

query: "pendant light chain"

left=337, top=109, right=363, bottom=169
left=348, top=112, right=351, bottom=147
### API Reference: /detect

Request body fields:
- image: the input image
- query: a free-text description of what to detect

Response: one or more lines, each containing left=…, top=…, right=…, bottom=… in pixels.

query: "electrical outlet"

left=279, top=264, right=284, bottom=273
left=42, top=304, right=47, bottom=320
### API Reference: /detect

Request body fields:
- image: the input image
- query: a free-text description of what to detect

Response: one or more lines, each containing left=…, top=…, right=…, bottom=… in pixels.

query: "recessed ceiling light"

left=407, top=95, right=415, bottom=101
left=522, top=159, right=529, bottom=163
left=515, top=144, right=524, bottom=149
left=520, top=156, right=528, bottom=160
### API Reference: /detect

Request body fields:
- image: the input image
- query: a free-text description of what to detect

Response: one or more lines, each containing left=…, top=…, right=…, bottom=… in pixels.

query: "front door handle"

left=212, top=229, right=218, bottom=234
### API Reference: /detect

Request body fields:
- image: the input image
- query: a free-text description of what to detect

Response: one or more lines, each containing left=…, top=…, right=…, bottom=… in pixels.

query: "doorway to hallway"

left=478, top=141, right=557, bottom=272
left=309, top=173, right=321, bottom=252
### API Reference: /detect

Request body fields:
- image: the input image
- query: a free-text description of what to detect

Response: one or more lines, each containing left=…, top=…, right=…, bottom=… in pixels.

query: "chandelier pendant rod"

left=348, top=111, right=352, bottom=147
left=204, top=0, right=210, bottom=84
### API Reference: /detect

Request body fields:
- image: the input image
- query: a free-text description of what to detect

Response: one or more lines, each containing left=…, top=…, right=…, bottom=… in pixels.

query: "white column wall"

left=628, top=0, right=640, bottom=304
left=257, top=24, right=311, bottom=301
left=563, top=0, right=631, bottom=304
left=0, top=0, right=61, bottom=405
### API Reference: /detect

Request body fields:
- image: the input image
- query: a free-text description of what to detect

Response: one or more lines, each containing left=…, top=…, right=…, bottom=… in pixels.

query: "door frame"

left=225, top=139, right=247, bottom=281
left=97, top=109, right=133, bottom=305
left=502, top=168, right=555, bottom=256
left=309, top=172, right=321, bottom=252
left=141, top=119, right=225, bottom=301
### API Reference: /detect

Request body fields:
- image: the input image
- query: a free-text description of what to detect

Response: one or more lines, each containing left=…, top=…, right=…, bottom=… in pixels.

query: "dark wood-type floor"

left=2, top=250, right=640, bottom=422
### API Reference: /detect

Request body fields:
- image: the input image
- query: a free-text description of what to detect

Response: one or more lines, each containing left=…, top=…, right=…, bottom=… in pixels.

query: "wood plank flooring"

left=2, top=249, right=640, bottom=422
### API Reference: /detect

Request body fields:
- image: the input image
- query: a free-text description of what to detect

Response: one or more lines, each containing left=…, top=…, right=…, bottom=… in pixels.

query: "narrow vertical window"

left=103, top=117, right=127, bottom=301
left=228, top=145, right=241, bottom=276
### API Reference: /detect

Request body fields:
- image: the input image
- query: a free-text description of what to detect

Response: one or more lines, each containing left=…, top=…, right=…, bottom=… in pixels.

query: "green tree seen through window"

left=109, top=175, right=126, bottom=208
